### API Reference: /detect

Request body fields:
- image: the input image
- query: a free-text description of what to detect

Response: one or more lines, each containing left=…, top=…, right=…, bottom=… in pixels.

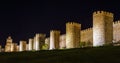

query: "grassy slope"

left=0, top=46, right=120, bottom=63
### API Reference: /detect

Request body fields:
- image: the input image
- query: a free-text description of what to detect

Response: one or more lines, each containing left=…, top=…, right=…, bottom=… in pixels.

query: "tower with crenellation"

left=3, top=10, right=120, bottom=52
left=93, top=11, right=114, bottom=46
left=11, top=43, right=18, bottom=52
left=66, top=22, right=81, bottom=48
left=50, top=30, right=60, bottom=50
left=19, top=40, right=27, bottom=51
left=28, top=38, right=33, bottom=51
left=5, top=36, right=13, bottom=52
left=35, top=33, right=46, bottom=50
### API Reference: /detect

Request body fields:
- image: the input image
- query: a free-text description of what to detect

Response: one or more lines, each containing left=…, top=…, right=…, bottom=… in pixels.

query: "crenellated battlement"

left=81, top=27, right=93, bottom=33
left=66, top=22, right=81, bottom=27
left=50, top=30, right=60, bottom=33
left=93, top=10, right=113, bottom=46
left=35, top=33, right=46, bottom=38
left=113, top=20, right=120, bottom=24
left=93, top=11, right=113, bottom=17
left=3, top=10, right=120, bottom=52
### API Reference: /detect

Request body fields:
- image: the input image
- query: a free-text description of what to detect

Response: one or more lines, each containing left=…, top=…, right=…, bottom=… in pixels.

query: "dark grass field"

left=0, top=46, right=120, bottom=63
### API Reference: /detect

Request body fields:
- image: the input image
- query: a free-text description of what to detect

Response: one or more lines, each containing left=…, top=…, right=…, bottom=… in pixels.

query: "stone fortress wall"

left=50, top=30, right=60, bottom=50
left=59, top=20, right=120, bottom=47
left=59, top=34, right=66, bottom=49
left=59, top=11, right=120, bottom=47
left=81, top=28, right=93, bottom=44
left=113, top=20, right=120, bottom=42
left=58, top=11, right=120, bottom=48
left=2, top=10, right=120, bottom=52
left=79, top=20, right=120, bottom=45
left=93, top=11, right=113, bottom=46
left=66, top=22, right=81, bottom=48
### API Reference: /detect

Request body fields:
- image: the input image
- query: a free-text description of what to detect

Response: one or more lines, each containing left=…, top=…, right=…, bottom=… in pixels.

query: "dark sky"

left=0, top=0, right=120, bottom=46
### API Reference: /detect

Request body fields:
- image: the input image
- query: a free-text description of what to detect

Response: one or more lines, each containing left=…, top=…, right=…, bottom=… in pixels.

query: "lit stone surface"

left=50, top=30, right=60, bottom=50
left=11, top=43, right=18, bottom=52
left=16, top=45, right=19, bottom=51
left=45, top=38, right=50, bottom=49
left=19, top=41, right=27, bottom=51
left=60, top=34, right=66, bottom=49
left=5, top=36, right=13, bottom=52
left=2, top=10, right=120, bottom=52
left=113, top=21, right=120, bottom=42
left=28, top=38, right=33, bottom=51
left=35, top=34, right=40, bottom=50
left=66, top=22, right=81, bottom=48
left=33, top=37, right=36, bottom=50
left=39, top=34, right=46, bottom=49
left=81, top=28, right=93, bottom=46
left=35, top=33, right=46, bottom=51
left=26, top=44, right=29, bottom=51
left=79, top=21, right=120, bottom=46
left=93, top=11, right=113, bottom=46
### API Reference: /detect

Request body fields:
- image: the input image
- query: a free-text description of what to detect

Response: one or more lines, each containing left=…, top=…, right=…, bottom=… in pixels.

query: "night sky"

left=0, top=0, right=120, bottom=46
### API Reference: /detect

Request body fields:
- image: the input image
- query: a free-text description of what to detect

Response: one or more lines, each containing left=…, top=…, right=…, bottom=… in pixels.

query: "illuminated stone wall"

left=33, top=37, right=36, bottom=50
left=113, top=21, right=120, bottom=42
left=19, top=41, right=27, bottom=51
left=45, top=38, right=50, bottom=49
left=5, top=36, right=13, bottom=52
left=39, top=34, right=46, bottom=49
left=66, top=22, right=81, bottom=48
left=16, top=45, right=19, bottom=51
left=35, top=33, right=46, bottom=50
left=93, top=11, right=113, bottom=46
left=81, top=28, right=93, bottom=46
left=3, top=10, right=120, bottom=52
left=77, top=21, right=120, bottom=46
left=35, top=34, right=40, bottom=50
left=11, top=43, right=18, bottom=52
left=28, top=38, right=33, bottom=51
left=50, top=30, right=60, bottom=50
left=59, top=34, right=66, bottom=49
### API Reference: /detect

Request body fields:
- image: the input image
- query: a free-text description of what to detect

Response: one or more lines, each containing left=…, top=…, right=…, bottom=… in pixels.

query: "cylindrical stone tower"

left=50, top=30, right=60, bottom=50
left=33, top=37, right=36, bottom=50
left=66, top=22, right=81, bottom=48
left=28, top=38, right=33, bottom=51
left=39, top=34, right=46, bottom=49
left=19, top=41, right=27, bottom=51
left=35, top=34, right=40, bottom=51
left=11, top=43, right=18, bottom=52
left=93, top=11, right=113, bottom=46
left=5, top=36, right=13, bottom=52
left=35, top=33, right=46, bottom=51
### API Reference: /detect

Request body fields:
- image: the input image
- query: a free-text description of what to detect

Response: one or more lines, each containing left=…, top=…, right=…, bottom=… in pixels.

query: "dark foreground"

left=0, top=46, right=120, bottom=63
